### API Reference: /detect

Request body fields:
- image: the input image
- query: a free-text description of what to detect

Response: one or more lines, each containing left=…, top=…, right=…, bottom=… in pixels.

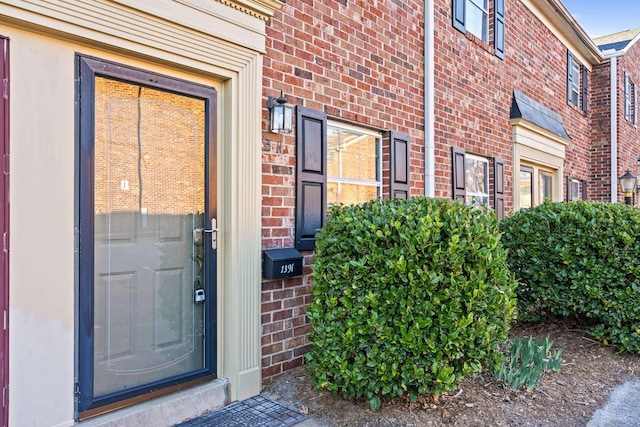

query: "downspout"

left=424, top=0, right=435, bottom=197
left=610, top=56, right=618, bottom=203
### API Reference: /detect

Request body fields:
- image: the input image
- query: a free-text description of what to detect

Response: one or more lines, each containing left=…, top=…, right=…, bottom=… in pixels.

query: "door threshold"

left=78, top=377, right=228, bottom=427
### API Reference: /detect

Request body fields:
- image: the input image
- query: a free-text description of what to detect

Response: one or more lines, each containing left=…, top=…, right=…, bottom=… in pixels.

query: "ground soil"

left=264, top=321, right=640, bottom=426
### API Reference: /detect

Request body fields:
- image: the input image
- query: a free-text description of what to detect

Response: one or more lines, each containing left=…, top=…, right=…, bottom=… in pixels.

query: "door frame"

left=0, top=36, right=9, bottom=427
left=75, top=55, right=218, bottom=415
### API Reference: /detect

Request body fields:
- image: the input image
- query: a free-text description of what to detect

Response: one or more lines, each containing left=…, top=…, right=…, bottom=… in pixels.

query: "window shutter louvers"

left=493, top=157, right=505, bottom=219
left=494, top=0, right=505, bottom=59
left=451, top=146, right=467, bottom=202
left=388, top=131, right=410, bottom=200
left=566, top=176, right=573, bottom=202
left=581, top=179, right=587, bottom=200
left=625, top=72, right=630, bottom=120
left=566, top=51, right=573, bottom=105
left=581, top=66, right=588, bottom=115
left=453, top=0, right=466, bottom=33
left=295, top=106, right=327, bottom=251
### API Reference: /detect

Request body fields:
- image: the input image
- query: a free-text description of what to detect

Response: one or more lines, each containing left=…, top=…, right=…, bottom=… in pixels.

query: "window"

left=566, top=176, right=587, bottom=201
left=569, top=61, right=580, bottom=106
left=624, top=72, right=637, bottom=125
left=295, top=107, right=408, bottom=250
left=327, top=123, right=381, bottom=206
left=451, top=147, right=503, bottom=217
left=518, top=163, right=557, bottom=209
left=453, top=0, right=505, bottom=57
left=465, top=154, right=489, bottom=207
left=519, top=166, right=533, bottom=209
left=539, top=171, right=553, bottom=202
left=567, top=51, right=588, bottom=113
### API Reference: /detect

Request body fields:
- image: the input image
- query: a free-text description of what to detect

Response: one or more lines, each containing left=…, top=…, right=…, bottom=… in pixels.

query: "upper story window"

left=466, top=0, right=488, bottom=42
left=624, top=72, right=637, bottom=125
left=452, top=0, right=505, bottom=59
left=567, top=51, right=588, bottom=114
left=327, top=122, right=381, bottom=206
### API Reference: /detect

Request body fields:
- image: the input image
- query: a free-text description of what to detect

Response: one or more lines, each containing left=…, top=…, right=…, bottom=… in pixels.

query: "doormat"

left=175, top=395, right=307, bottom=427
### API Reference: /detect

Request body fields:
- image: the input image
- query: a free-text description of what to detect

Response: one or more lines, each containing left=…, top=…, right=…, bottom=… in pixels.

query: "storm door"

left=77, top=57, right=217, bottom=413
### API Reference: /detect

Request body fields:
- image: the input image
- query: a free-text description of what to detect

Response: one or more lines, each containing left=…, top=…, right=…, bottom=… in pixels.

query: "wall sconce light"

left=267, top=90, right=293, bottom=134
left=619, top=170, right=637, bottom=205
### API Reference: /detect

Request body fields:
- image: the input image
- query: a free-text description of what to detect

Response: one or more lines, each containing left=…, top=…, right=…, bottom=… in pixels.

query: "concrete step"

left=79, top=378, right=229, bottom=427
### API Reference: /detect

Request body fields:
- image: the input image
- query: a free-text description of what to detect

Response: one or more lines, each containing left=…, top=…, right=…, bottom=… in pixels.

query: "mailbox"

left=263, top=248, right=303, bottom=279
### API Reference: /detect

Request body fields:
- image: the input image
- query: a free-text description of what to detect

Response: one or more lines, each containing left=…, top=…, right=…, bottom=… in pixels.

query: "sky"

left=561, top=0, right=640, bottom=39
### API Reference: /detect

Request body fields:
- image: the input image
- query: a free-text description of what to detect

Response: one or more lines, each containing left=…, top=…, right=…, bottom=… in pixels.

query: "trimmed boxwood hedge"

left=500, top=200, right=640, bottom=353
left=305, top=197, right=517, bottom=408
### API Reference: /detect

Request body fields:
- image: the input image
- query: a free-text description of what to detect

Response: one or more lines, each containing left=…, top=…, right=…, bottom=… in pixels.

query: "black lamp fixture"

left=619, top=170, right=637, bottom=205
left=267, top=90, right=293, bottom=134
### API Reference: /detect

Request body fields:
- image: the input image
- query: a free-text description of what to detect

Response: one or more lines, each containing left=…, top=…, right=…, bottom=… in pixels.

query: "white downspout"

left=610, top=56, right=618, bottom=203
left=424, top=0, right=435, bottom=197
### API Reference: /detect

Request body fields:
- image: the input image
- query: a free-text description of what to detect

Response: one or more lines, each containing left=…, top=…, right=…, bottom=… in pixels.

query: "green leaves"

left=305, top=197, right=517, bottom=410
left=500, top=200, right=640, bottom=353
left=494, top=336, right=563, bottom=390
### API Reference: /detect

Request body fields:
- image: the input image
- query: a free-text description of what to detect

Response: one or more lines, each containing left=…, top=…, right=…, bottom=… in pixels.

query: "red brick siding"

left=590, top=61, right=613, bottom=201
left=616, top=42, right=640, bottom=195
left=434, top=0, right=592, bottom=207
left=261, top=0, right=426, bottom=384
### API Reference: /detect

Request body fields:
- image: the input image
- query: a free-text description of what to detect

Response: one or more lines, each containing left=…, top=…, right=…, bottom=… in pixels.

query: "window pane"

left=466, top=2, right=488, bottom=41
left=571, top=62, right=580, bottom=106
left=520, top=170, right=533, bottom=209
left=465, top=156, right=488, bottom=195
left=540, top=173, right=553, bottom=202
left=327, top=127, right=341, bottom=178
left=571, top=180, right=580, bottom=201
left=327, top=124, right=381, bottom=207
left=465, top=155, right=489, bottom=207
left=328, top=182, right=378, bottom=206
left=327, top=127, right=379, bottom=181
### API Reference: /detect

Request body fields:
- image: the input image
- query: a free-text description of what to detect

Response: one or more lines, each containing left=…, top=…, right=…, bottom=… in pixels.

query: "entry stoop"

left=79, top=378, right=229, bottom=427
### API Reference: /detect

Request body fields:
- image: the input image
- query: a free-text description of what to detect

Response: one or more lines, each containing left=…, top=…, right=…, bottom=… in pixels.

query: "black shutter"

left=581, top=179, right=587, bottom=200
left=566, top=175, right=572, bottom=202
left=453, top=0, right=466, bottom=33
left=493, top=157, right=505, bottom=219
left=581, top=66, right=588, bottom=115
left=494, top=0, right=505, bottom=59
left=388, top=131, right=410, bottom=200
left=295, top=106, right=327, bottom=251
left=567, top=51, right=573, bottom=105
left=451, top=146, right=466, bottom=202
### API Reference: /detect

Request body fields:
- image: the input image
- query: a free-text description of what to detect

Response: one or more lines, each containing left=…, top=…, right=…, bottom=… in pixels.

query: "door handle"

left=203, top=218, right=218, bottom=250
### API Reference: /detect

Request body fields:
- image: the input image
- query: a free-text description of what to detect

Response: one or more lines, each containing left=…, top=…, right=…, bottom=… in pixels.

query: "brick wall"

left=261, top=0, right=426, bottom=383
left=616, top=43, right=640, bottom=191
left=433, top=0, right=593, bottom=207
left=590, top=61, right=612, bottom=201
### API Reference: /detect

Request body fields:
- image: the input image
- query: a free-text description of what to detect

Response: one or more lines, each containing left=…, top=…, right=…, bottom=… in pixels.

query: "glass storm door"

left=77, top=57, right=217, bottom=413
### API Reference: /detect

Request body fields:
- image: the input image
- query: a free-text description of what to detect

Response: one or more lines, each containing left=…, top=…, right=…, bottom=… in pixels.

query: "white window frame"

left=327, top=121, right=382, bottom=206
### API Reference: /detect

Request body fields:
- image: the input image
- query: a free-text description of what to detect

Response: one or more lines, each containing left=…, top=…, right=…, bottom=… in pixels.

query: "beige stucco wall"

left=0, top=0, right=280, bottom=425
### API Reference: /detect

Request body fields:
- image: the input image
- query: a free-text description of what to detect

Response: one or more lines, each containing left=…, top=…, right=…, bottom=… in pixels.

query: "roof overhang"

left=528, top=0, right=605, bottom=65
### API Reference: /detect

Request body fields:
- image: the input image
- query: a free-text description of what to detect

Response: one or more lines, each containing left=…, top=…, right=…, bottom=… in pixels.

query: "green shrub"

left=305, top=197, right=517, bottom=410
left=494, top=336, right=562, bottom=390
left=500, top=200, right=640, bottom=353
